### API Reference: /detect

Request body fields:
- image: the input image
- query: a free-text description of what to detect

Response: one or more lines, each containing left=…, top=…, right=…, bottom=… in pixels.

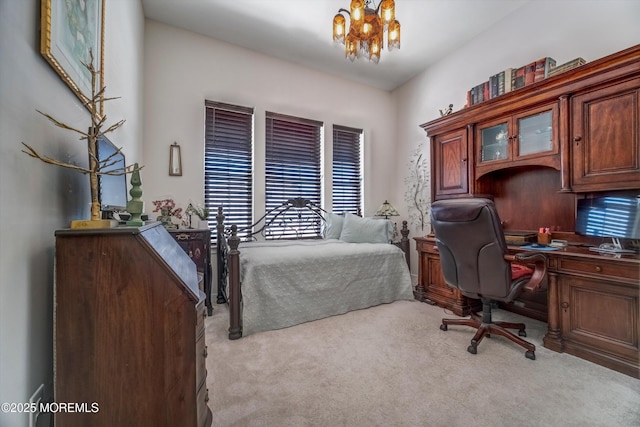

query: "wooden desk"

left=55, top=224, right=212, bottom=426
left=415, top=236, right=640, bottom=378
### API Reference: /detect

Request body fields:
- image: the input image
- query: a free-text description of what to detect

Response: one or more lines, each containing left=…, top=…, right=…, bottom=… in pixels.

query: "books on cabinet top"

left=547, top=57, right=586, bottom=77
left=467, top=56, right=563, bottom=107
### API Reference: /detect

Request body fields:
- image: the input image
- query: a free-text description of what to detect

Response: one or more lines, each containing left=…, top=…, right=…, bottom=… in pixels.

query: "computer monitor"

left=96, top=135, right=128, bottom=212
left=576, top=194, right=640, bottom=253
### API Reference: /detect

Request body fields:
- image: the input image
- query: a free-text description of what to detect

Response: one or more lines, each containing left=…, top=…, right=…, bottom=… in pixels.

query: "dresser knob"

left=203, top=345, right=208, bottom=358
left=595, top=266, right=602, bottom=272
left=561, top=301, right=569, bottom=312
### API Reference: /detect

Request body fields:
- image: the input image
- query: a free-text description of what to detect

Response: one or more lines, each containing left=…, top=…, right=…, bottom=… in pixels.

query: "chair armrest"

left=504, top=252, right=547, bottom=292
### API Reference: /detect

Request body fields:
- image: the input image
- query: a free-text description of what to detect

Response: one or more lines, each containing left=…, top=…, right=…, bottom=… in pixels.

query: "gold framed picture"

left=40, top=0, right=105, bottom=116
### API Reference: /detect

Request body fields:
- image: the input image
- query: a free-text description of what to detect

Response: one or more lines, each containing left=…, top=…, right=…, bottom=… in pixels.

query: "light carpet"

left=205, top=300, right=640, bottom=427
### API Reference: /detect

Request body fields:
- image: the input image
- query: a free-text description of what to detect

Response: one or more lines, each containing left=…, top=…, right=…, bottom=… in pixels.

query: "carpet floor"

left=205, top=300, right=640, bottom=427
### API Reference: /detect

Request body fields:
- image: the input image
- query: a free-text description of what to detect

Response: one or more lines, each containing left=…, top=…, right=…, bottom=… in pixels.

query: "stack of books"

left=466, top=56, right=559, bottom=107
left=547, top=57, right=586, bottom=77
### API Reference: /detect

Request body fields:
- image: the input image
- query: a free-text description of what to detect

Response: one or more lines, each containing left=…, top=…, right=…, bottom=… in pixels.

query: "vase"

left=157, top=208, right=175, bottom=229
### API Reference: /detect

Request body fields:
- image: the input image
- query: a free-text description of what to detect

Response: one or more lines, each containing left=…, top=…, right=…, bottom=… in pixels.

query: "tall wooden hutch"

left=415, top=44, right=640, bottom=378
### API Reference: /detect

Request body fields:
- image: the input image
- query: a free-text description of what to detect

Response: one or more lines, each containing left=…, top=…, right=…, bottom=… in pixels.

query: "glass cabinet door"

left=517, top=110, right=553, bottom=157
left=480, top=122, right=509, bottom=162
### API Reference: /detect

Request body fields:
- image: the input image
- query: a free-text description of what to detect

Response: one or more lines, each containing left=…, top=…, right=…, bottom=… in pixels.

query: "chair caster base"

left=467, top=345, right=477, bottom=354
left=440, top=324, right=448, bottom=331
left=525, top=350, right=535, bottom=360
left=518, top=330, right=527, bottom=337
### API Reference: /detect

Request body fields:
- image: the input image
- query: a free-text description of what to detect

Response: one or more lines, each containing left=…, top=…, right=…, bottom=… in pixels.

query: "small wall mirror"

left=169, top=142, right=182, bottom=176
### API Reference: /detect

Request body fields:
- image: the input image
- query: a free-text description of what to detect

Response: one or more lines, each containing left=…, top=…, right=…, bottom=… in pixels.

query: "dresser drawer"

left=172, top=231, right=209, bottom=242
left=557, top=258, right=639, bottom=282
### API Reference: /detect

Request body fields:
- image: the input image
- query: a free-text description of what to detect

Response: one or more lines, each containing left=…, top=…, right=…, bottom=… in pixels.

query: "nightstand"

left=169, top=228, right=213, bottom=315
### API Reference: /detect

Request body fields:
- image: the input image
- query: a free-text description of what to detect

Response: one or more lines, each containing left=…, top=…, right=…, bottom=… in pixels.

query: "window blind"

left=204, top=101, right=254, bottom=241
left=265, top=112, right=322, bottom=239
left=332, top=125, right=362, bottom=215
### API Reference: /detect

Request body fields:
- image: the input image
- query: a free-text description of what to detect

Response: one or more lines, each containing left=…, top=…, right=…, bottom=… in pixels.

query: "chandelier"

left=332, top=0, right=401, bottom=63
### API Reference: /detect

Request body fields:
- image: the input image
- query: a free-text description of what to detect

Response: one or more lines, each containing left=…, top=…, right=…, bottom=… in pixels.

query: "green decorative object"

left=126, top=163, right=144, bottom=226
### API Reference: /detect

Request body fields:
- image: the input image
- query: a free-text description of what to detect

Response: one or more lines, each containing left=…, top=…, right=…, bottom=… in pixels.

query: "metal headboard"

left=230, top=197, right=328, bottom=241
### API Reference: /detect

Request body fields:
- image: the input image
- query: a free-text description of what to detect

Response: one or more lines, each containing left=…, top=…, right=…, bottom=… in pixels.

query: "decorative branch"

left=404, top=142, right=431, bottom=232
left=21, top=49, right=140, bottom=222
left=21, top=142, right=93, bottom=174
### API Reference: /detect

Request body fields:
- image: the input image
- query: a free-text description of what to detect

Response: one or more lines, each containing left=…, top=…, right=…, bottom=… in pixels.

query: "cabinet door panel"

left=560, top=276, right=639, bottom=360
left=433, top=128, right=469, bottom=197
left=572, top=78, right=640, bottom=191
left=516, top=109, right=554, bottom=157
left=477, top=117, right=510, bottom=167
left=476, top=103, right=559, bottom=176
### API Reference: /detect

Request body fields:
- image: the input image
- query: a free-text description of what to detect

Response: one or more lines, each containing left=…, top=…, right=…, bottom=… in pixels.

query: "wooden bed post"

left=227, top=224, right=242, bottom=340
left=400, top=220, right=410, bottom=268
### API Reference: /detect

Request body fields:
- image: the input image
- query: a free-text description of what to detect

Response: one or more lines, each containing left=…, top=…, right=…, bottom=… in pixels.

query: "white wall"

left=0, top=1, right=145, bottom=426
left=393, top=0, right=640, bottom=274
left=142, top=20, right=397, bottom=223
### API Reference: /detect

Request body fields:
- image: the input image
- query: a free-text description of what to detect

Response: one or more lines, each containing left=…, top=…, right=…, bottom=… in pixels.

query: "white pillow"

left=324, top=212, right=344, bottom=239
left=339, top=213, right=391, bottom=243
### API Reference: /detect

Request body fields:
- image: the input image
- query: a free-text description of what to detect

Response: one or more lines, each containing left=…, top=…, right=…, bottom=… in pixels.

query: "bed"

left=216, top=198, right=414, bottom=339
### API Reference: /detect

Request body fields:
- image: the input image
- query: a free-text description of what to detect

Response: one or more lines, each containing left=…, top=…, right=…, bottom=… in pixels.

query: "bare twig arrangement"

left=404, top=142, right=430, bottom=231
left=21, top=50, right=140, bottom=222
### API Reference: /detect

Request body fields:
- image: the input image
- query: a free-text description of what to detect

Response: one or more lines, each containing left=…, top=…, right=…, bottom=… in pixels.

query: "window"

left=332, top=125, right=362, bottom=215
left=265, top=112, right=322, bottom=238
left=204, top=101, right=253, bottom=240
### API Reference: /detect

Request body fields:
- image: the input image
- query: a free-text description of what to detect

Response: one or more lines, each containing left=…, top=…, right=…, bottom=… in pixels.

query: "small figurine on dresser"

left=439, top=104, right=453, bottom=116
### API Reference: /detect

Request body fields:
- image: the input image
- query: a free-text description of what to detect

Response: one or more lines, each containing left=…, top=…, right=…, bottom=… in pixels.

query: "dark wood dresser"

left=168, top=228, right=214, bottom=315
left=54, top=223, right=212, bottom=426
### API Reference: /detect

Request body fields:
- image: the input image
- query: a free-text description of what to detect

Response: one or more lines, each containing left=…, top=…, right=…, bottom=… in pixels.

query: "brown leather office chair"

left=430, top=198, right=547, bottom=360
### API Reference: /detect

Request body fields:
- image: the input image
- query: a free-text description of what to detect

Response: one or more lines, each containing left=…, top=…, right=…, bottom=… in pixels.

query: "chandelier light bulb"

left=380, top=0, right=395, bottom=25
left=388, top=19, right=400, bottom=50
left=350, top=0, right=365, bottom=24
left=333, top=14, right=346, bottom=44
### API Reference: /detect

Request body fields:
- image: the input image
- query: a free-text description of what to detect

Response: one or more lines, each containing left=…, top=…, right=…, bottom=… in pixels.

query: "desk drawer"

left=196, top=381, right=210, bottom=427
left=196, top=299, right=206, bottom=335
left=195, top=335, right=207, bottom=388
left=557, top=258, right=639, bottom=282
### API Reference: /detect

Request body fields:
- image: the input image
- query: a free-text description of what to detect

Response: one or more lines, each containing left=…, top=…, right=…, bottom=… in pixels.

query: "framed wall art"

left=169, top=142, right=183, bottom=176
left=40, top=0, right=105, bottom=116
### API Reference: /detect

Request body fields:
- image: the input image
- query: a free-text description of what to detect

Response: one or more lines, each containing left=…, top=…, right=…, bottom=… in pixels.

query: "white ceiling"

left=142, top=0, right=530, bottom=91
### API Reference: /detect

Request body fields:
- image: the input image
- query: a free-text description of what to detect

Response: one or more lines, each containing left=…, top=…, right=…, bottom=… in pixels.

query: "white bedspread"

left=238, top=239, right=414, bottom=336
